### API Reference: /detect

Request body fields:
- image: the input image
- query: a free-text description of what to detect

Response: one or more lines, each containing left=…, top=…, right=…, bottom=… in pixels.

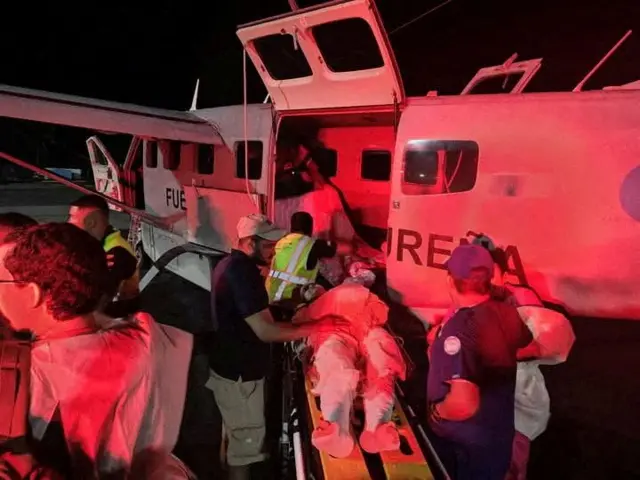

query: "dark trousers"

left=428, top=427, right=513, bottom=480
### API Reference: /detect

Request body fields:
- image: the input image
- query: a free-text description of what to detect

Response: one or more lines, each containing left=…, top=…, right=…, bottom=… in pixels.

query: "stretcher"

left=300, top=367, right=436, bottom=479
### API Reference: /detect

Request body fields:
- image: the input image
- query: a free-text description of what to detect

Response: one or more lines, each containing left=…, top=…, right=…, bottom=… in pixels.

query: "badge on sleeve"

left=443, top=336, right=461, bottom=355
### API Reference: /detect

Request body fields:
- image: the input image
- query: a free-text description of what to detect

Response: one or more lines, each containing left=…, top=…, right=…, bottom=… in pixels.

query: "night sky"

left=0, top=0, right=638, bottom=166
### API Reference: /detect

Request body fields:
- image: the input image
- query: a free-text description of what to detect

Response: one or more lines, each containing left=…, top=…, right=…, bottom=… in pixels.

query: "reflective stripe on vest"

left=267, top=233, right=319, bottom=303
left=103, top=230, right=140, bottom=300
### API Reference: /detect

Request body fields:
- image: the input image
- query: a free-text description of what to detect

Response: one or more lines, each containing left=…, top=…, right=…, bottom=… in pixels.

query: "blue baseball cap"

left=445, top=244, right=495, bottom=280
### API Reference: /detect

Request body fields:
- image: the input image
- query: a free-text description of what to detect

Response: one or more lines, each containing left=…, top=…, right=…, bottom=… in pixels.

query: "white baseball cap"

left=236, top=213, right=286, bottom=241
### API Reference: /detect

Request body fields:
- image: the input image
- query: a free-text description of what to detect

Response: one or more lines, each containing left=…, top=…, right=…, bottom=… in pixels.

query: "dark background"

left=0, top=0, right=638, bottom=168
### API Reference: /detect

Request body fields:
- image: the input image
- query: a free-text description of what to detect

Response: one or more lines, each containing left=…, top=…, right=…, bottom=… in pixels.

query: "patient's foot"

left=359, top=422, right=400, bottom=454
left=312, top=420, right=355, bottom=458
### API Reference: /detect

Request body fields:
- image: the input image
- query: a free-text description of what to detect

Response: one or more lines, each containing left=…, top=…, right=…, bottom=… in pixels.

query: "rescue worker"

left=67, top=194, right=140, bottom=317
left=292, top=273, right=406, bottom=458
left=427, top=244, right=532, bottom=480
left=266, top=211, right=337, bottom=306
left=207, top=214, right=345, bottom=480
left=481, top=242, right=575, bottom=480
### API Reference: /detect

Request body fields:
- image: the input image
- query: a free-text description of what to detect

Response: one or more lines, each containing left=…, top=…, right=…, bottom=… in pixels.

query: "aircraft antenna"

left=573, top=30, right=632, bottom=92
left=389, top=0, right=456, bottom=35
left=287, top=0, right=299, bottom=11
left=189, top=78, right=200, bottom=111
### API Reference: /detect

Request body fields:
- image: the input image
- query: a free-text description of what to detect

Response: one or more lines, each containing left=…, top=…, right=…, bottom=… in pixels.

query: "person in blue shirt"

left=427, top=244, right=532, bottom=480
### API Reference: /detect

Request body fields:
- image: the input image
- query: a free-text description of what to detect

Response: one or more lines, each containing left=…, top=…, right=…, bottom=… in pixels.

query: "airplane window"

left=402, top=140, right=479, bottom=195
left=164, top=142, right=181, bottom=170
left=236, top=141, right=263, bottom=180
left=361, top=150, right=391, bottom=181
left=145, top=141, right=157, bottom=168
left=312, top=18, right=384, bottom=73
left=93, top=147, right=109, bottom=167
left=197, top=144, right=214, bottom=174
left=253, top=34, right=313, bottom=81
left=404, top=150, right=439, bottom=186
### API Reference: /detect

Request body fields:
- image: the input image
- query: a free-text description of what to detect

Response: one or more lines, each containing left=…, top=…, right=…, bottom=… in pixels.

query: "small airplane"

left=0, top=0, right=638, bottom=324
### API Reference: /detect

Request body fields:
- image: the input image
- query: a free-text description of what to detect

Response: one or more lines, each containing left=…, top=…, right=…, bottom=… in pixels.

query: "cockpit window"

left=402, top=140, right=479, bottom=195
left=312, top=18, right=384, bottom=73
left=253, top=34, right=313, bottom=81
left=93, top=146, right=109, bottom=167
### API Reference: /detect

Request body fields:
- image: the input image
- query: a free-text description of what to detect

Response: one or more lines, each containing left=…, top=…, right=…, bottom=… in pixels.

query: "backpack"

left=0, top=339, right=62, bottom=480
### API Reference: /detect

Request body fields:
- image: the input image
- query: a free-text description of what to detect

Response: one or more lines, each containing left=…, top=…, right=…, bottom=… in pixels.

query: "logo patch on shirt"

left=443, top=336, right=461, bottom=355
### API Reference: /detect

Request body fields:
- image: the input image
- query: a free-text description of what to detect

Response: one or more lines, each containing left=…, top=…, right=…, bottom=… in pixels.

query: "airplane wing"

left=0, top=84, right=222, bottom=145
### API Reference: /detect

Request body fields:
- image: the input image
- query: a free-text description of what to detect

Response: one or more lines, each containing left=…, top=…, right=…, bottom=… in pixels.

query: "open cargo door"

left=461, top=55, right=542, bottom=95
left=86, top=136, right=126, bottom=211
left=236, top=0, right=404, bottom=112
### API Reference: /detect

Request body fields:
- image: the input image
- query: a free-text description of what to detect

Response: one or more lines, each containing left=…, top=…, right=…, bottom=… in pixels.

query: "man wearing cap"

left=427, top=244, right=532, bottom=480
left=207, top=213, right=343, bottom=480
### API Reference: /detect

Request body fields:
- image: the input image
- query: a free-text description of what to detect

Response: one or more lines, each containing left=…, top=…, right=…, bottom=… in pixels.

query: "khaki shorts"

left=207, top=369, right=267, bottom=467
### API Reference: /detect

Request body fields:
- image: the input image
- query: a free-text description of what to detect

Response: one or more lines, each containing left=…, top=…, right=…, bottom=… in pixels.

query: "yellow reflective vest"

left=267, top=233, right=319, bottom=304
left=103, top=229, right=140, bottom=300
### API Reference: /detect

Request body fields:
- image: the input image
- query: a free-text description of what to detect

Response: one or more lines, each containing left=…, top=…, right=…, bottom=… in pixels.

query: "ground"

left=3, top=182, right=639, bottom=479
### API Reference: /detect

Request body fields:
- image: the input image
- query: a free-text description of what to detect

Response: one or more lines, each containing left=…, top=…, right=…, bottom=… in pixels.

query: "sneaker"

left=312, top=420, right=355, bottom=458
left=359, top=422, right=400, bottom=454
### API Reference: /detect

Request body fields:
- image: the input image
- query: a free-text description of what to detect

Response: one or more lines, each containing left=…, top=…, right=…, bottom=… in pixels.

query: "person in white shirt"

left=474, top=237, right=576, bottom=480
left=0, top=223, right=193, bottom=478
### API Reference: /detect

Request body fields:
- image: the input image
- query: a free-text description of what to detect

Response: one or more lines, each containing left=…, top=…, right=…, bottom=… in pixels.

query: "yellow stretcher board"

left=380, top=397, right=435, bottom=480
left=304, top=377, right=371, bottom=479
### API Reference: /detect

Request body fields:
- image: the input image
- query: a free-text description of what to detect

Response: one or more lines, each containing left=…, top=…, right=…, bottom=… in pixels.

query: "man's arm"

left=227, top=259, right=333, bottom=343
left=245, top=308, right=322, bottom=343
left=430, top=314, right=482, bottom=422
left=306, top=239, right=338, bottom=270
left=433, top=379, right=480, bottom=421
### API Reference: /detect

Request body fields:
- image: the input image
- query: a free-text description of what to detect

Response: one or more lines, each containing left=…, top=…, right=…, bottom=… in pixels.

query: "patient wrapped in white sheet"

left=294, top=276, right=405, bottom=458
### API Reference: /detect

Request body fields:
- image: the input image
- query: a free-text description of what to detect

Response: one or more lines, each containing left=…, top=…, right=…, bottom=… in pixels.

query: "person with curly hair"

left=0, top=223, right=193, bottom=478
